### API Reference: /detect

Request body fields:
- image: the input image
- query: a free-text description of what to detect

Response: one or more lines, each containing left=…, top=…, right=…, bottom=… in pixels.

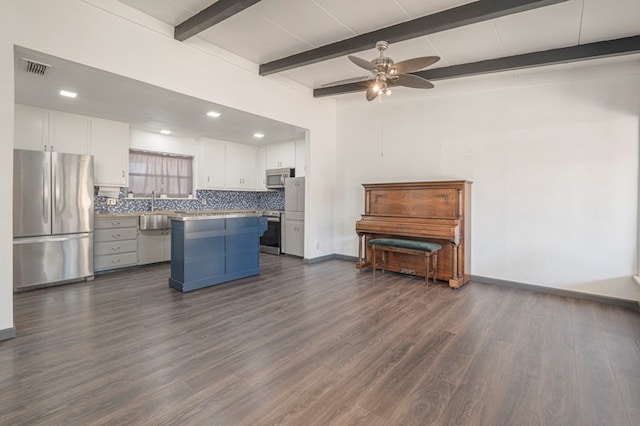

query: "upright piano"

left=355, top=180, right=472, bottom=288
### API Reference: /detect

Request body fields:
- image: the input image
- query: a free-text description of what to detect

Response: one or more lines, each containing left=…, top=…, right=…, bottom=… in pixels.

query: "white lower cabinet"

left=138, top=229, right=171, bottom=264
left=94, top=217, right=138, bottom=271
left=284, top=219, right=304, bottom=257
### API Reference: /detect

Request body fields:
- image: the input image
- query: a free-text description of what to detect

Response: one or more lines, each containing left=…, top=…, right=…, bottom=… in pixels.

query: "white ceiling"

left=13, top=46, right=307, bottom=145
left=14, top=0, right=640, bottom=144
left=118, top=0, right=640, bottom=89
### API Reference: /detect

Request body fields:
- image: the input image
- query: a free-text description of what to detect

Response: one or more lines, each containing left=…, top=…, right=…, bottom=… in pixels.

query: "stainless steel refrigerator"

left=13, top=149, right=94, bottom=291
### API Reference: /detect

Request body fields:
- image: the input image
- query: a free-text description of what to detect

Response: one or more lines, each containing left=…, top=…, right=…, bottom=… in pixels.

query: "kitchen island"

left=168, top=213, right=268, bottom=292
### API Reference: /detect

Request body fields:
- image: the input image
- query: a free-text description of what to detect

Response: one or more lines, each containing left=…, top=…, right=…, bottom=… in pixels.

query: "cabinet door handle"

left=111, top=246, right=121, bottom=251
left=122, top=170, right=125, bottom=178
left=112, top=233, right=121, bottom=238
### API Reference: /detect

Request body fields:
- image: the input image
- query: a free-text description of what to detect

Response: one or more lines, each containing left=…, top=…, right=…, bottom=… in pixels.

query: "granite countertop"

left=169, top=211, right=263, bottom=221
left=95, top=209, right=260, bottom=218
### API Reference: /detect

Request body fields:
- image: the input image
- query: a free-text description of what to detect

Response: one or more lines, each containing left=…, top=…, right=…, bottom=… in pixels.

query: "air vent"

left=22, top=58, right=51, bottom=75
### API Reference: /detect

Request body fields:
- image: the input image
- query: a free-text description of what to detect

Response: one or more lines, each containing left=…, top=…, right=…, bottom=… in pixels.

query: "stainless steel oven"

left=259, top=210, right=282, bottom=254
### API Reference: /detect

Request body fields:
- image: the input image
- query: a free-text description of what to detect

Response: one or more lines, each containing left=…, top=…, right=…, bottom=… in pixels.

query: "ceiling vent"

left=22, top=58, right=51, bottom=76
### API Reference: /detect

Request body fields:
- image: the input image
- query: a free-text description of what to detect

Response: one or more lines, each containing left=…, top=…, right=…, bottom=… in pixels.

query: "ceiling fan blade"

left=392, top=73, right=435, bottom=89
left=320, top=75, right=373, bottom=87
left=365, top=85, right=379, bottom=101
left=348, top=55, right=375, bottom=72
left=390, top=56, right=440, bottom=74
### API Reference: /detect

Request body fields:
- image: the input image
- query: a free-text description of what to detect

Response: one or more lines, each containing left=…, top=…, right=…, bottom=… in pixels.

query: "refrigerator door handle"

left=42, top=165, right=49, bottom=224
left=52, top=164, right=57, bottom=219
left=13, top=233, right=92, bottom=245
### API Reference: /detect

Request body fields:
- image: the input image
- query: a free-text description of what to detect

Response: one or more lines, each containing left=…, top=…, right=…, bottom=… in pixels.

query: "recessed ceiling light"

left=253, top=133, right=265, bottom=138
left=160, top=129, right=171, bottom=135
left=206, top=111, right=221, bottom=118
left=59, top=90, right=77, bottom=98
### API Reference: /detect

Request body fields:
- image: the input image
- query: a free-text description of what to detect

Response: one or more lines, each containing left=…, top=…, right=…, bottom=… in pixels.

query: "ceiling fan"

left=323, top=41, right=440, bottom=101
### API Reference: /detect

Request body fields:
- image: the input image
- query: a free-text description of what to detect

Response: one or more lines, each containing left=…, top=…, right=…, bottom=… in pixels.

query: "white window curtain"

left=129, top=149, right=193, bottom=197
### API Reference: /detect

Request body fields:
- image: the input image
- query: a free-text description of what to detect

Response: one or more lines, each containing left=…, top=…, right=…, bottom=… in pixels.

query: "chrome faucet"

left=151, top=190, right=156, bottom=212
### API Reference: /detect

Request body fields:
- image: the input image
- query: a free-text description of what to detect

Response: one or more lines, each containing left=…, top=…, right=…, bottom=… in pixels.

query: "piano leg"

left=355, top=233, right=370, bottom=270
left=448, top=243, right=469, bottom=288
left=449, top=242, right=460, bottom=288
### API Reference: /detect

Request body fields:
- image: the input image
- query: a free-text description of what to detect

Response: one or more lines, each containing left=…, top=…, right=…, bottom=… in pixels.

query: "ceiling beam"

left=175, top=0, right=262, bottom=42
left=313, top=35, right=640, bottom=98
left=259, top=0, right=569, bottom=76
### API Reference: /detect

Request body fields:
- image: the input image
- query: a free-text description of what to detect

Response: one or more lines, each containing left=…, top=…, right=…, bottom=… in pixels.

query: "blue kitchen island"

left=168, top=213, right=268, bottom=292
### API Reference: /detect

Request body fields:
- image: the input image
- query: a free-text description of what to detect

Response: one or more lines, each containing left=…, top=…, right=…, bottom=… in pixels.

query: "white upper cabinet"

left=256, top=146, right=267, bottom=191
left=15, top=105, right=91, bottom=155
left=48, top=110, right=90, bottom=154
left=295, top=140, right=306, bottom=177
left=225, top=142, right=257, bottom=190
left=285, top=177, right=305, bottom=213
left=197, top=138, right=226, bottom=189
left=265, top=141, right=296, bottom=170
left=90, top=117, right=130, bottom=187
left=14, top=104, right=48, bottom=151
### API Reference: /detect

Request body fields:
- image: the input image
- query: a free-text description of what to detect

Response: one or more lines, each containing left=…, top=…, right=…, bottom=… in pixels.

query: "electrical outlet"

left=107, top=198, right=117, bottom=206
left=201, top=199, right=206, bottom=205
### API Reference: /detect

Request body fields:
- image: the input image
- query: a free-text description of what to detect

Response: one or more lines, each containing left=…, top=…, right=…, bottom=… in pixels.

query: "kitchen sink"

left=139, top=214, right=170, bottom=230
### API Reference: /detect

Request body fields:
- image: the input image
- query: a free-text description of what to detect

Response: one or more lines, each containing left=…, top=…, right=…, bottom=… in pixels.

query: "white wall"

left=1, top=0, right=337, bottom=334
left=0, top=2, right=16, bottom=334
left=335, top=60, right=640, bottom=301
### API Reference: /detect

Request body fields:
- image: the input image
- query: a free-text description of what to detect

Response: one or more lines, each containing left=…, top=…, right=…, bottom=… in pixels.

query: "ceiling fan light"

left=384, top=89, right=391, bottom=96
left=372, top=83, right=379, bottom=92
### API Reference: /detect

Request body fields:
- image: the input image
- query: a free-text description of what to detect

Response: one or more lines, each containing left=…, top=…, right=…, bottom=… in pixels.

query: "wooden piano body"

left=355, top=180, right=472, bottom=288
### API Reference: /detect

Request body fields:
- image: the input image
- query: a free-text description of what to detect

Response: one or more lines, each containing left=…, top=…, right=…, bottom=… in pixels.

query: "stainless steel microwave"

left=265, top=168, right=295, bottom=189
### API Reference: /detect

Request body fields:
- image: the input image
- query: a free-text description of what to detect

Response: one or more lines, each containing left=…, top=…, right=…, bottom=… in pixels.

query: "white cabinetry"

left=90, top=117, right=130, bottom=186
left=94, top=216, right=138, bottom=271
left=256, top=146, right=267, bottom=190
left=284, top=219, right=304, bottom=257
left=295, top=140, right=306, bottom=177
left=48, top=110, right=90, bottom=154
left=257, top=140, right=305, bottom=190
left=197, top=139, right=258, bottom=190
left=197, top=138, right=226, bottom=189
left=14, top=105, right=90, bottom=154
left=15, top=105, right=131, bottom=186
left=225, top=143, right=256, bottom=190
left=138, top=229, right=171, bottom=264
left=284, top=177, right=305, bottom=257
left=285, top=177, right=305, bottom=212
left=14, top=104, right=48, bottom=151
left=265, top=141, right=296, bottom=169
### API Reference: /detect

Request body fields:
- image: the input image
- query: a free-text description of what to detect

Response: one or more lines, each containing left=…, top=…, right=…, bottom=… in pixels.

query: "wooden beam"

left=175, top=0, right=262, bottom=42
left=313, top=35, right=640, bottom=98
left=259, top=0, right=569, bottom=76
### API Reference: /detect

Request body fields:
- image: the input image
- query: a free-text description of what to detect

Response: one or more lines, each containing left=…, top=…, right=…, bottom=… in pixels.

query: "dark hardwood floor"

left=1, top=255, right=639, bottom=425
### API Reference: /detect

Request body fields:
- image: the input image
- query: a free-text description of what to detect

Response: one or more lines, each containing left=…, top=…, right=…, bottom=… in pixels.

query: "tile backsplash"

left=94, top=188, right=285, bottom=214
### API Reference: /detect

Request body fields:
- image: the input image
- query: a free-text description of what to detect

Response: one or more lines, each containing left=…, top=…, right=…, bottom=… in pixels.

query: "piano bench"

left=368, top=238, right=442, bottom=286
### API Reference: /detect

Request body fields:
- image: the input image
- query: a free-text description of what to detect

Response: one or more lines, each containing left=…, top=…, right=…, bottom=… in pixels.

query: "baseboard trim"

left=0, top=326, right=16, bottom=341
left=471, top=275, right=640, bottom=311
left=303, top=254, right=358, bottom=264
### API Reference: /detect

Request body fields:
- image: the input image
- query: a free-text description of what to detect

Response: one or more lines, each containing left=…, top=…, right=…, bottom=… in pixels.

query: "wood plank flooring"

left=1, top=255, right=639, bottom=425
